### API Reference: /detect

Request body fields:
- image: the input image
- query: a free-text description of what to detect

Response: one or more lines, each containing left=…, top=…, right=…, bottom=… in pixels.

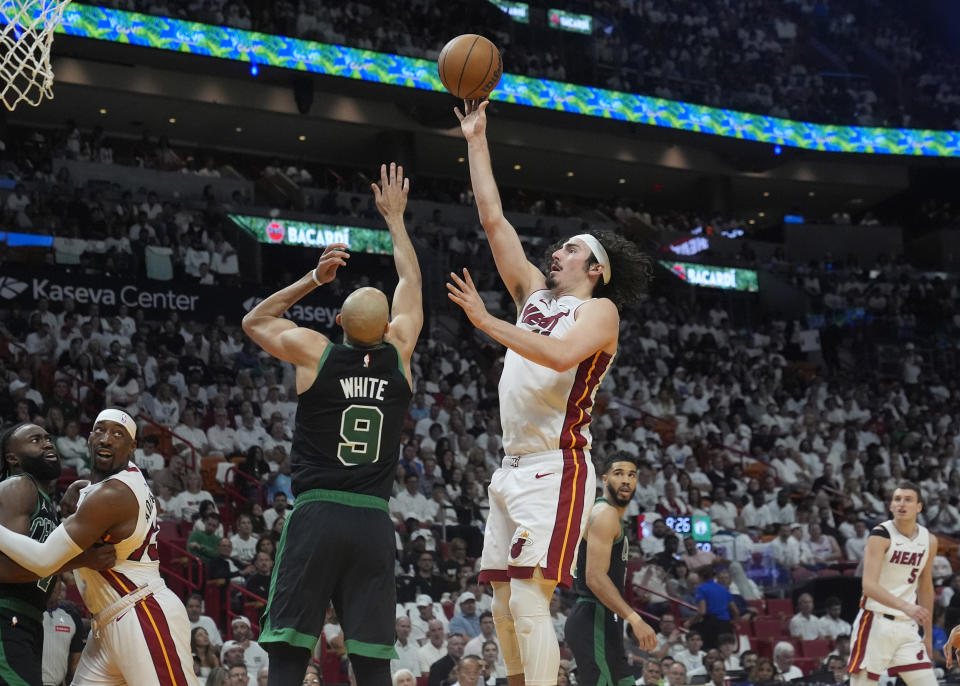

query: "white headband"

left=94, top=409, right=137, bottom=440
left=571, top=234, right=611, bottom=285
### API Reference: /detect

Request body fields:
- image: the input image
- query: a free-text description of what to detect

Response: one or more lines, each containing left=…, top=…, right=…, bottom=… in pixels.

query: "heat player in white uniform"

left=0, top=409, right=198, bottom=686
left=451, top=99, right=652, bottom=686
left=848, top=483, right=937, bottom=686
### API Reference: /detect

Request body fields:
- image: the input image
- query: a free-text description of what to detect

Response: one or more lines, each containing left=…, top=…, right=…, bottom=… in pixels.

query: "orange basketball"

left=438, top=34, right=502, bottom=100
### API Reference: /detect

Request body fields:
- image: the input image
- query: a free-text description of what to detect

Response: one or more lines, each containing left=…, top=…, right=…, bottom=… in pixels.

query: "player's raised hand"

left=454, top=99, right=489, bottom=141
left=946, top=626, right=960, bottom=667
left=371, top=162, right=409, bottom=223
left=447, top=268, right=489, bottom=329
left=314, top=243, right=349, bottom=285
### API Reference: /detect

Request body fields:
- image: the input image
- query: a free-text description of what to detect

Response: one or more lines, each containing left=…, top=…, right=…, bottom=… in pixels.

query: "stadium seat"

left=792, top=568, right=815, bottom=583
left=766, top=598, right=794, bottom=618
left=157, top=521, right=179, bottom=539
left=800, top=639, right=831, bottom=659
left=747, top=599, right=765, bottom=614
left=817, top=568, right=840, bottom=577
left=752, top=617, right=785, bottom=638
left=201, top=455, right=225, bottom=494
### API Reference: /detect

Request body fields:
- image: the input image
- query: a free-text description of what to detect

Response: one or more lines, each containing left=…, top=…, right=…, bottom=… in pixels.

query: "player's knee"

left=508, top=578, right=550, bottom=621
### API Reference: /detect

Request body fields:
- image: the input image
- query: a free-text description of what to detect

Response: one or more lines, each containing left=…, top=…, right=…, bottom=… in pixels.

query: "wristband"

left=311, top=268, right=322, bottom=286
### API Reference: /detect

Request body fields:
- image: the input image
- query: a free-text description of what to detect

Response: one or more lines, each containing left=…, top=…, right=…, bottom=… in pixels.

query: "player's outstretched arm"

left=241, top=245, right=346, bottom=367
left=447, top=268, right=618, bottom=371
left=0, top=481, right=133, bottom=577
left=372, top=163, right=422, bottom=374
left=455, top=99, right=545, bottom=308
left=584, top=506, right=656, bottom=651
left=0, top=477, right=116, bottom=582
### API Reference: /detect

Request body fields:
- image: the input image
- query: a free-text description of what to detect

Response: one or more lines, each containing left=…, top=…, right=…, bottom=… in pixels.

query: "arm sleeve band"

left=870, top=527, right=890, bottom=539
left=0, top=524, right=83, bottom=577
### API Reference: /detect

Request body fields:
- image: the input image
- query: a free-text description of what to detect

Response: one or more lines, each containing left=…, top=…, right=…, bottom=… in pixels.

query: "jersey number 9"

left=337, top=404, right=384, bottom=466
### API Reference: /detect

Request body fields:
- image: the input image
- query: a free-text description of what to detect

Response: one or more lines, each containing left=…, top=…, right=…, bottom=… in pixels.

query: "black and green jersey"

left=0, top=474, right=58, bottom=615
left=572, top=498, right=628, bottom=599
left=290, top=342, right=412, bottom=502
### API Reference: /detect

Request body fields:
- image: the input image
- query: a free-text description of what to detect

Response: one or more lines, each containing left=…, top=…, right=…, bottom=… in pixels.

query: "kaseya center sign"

left=230, top=215, right=394, bottom=254
left=660, top=260, right=759, bottom=292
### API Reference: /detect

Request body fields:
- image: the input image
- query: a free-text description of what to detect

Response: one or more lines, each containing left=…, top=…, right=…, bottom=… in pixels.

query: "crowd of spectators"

left=94, top=0, right=960, bottom=129
left=4, top=243, right=960, bottom=684
left=4, top=104, right=960, bottom=686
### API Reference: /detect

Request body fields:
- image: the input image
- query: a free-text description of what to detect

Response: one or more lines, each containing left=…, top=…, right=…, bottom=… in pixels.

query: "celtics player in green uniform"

left=243, top=162, right=422, bottom=686
left=566, top=453, right=656, bottom=686
left=0, top=423, right=115, bottom=686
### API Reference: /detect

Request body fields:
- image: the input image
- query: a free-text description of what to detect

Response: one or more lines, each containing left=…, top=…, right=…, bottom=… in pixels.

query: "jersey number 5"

left=337, top=404, right=384, bottom=466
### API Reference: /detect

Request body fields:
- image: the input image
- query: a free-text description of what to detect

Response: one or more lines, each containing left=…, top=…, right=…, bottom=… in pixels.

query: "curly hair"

left=542, top=230, right=653, bottom=310
left=0, top=422, right=28, bottom=482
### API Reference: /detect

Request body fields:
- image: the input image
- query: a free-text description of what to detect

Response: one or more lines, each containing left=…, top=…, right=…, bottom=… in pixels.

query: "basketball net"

left=0, top=0, right=72, bottom=110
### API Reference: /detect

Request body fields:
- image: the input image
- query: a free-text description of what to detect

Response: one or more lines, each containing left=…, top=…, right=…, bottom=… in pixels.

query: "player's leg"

left=491, top=581, right=524, bottom=686
left=501, top=450, right=594, bottom=686
left=70, top=625, right=124, bottom=686
left=261, top=500, right=341, bottom=686
left=104, top=593, right=196, bottom=686
left=562, top=600, right=600, bottom=686
left=482, top=469, right=524, bottom=683
left=0, top=612, right=43, bottom=686
left=334, top=505, right=399, bottom=686
left=508, top=571, right=559, bottom=686
left=889, top=625, right=937, bottom=686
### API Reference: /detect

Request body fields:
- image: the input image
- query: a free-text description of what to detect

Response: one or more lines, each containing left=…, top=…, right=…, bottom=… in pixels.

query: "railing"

left=226, top=583, right=267, bottom=640
left=630, top=574, right=698, bottom=627
left=135, top=412, right=201, bottom=472
left=223, top=466, right=265, bottom=531
left=157, top=536, right=204, bottom=595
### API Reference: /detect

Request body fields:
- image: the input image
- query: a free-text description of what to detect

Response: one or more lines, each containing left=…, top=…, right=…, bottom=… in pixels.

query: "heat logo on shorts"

left=510, top=532, right=530, bottom=559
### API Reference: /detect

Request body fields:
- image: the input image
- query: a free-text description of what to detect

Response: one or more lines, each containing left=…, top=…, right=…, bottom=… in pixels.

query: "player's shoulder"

left=575, top=296, right=618, bottom=318
left=0, top=475, right=39, bottom=512
left=588, top=500, right=622, bottom=532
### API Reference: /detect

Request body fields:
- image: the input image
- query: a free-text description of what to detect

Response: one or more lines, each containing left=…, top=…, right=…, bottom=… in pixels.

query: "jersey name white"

left=499, top=290, right=614, bottom=456
left=862, top=520, right=929, bottom=618
left=73, top=463, right=162, bottom=615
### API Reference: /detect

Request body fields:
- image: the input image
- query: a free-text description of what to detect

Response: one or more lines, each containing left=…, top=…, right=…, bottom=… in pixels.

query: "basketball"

left=437, top=34, right=502, bottom=100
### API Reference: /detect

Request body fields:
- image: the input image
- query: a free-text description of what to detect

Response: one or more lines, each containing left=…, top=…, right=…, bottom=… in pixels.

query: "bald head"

left=338, top=287, right=389, bottom=345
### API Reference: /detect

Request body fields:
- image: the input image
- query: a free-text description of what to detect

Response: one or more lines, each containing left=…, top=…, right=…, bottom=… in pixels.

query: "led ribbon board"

left=47, top=4, right=960, bottom=157
left=229, top=214, right=394, bottom=254
left=660, top=260, right=759, bottom=292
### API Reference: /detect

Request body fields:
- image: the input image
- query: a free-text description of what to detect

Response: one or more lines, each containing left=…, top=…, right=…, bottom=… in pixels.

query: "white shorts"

left=847, top=609, right=932, bottom=680
left=479, top=449, right=596, bottom=589
left=73, top=583, right=200, bottom=686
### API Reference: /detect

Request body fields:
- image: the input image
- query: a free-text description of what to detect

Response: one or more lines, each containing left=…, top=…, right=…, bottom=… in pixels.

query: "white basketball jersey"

left=499, top=290, right=614, bottom=456
left=74, top=463, right=162, bottom=615
left=862, top=520, right=929, bottom=618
